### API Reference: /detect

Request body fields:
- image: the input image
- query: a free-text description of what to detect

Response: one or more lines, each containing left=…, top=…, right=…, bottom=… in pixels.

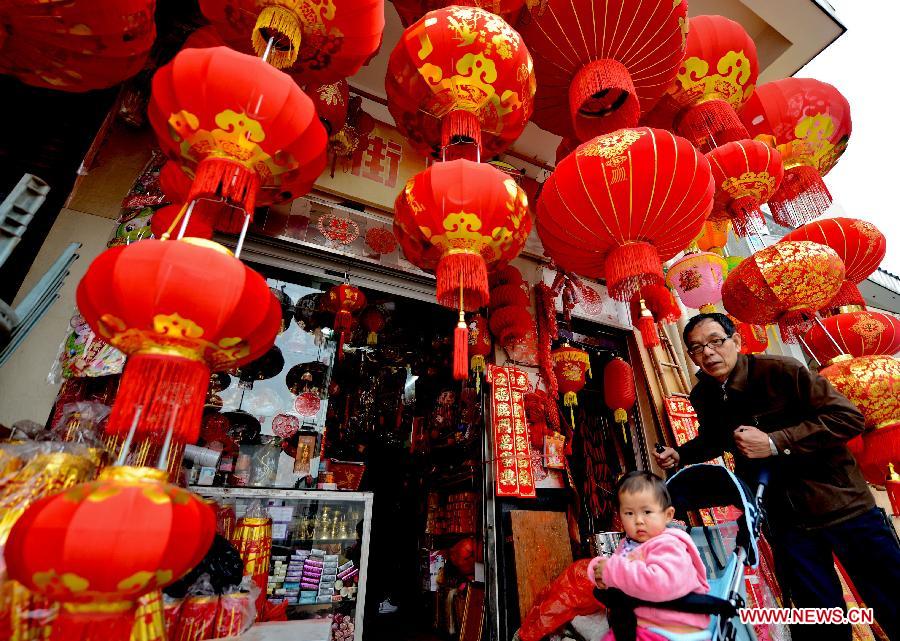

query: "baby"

left=588, top=471, right=711, bottom=640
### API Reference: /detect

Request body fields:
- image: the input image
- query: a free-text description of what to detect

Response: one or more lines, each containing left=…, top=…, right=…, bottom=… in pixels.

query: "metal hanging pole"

left=812, top=315, right=845, bottom=355
left=176, top=201, right=196, bottom=240
left=234, top=213, right=252, bottom=259
left=261, top=36, right=276, bottom=64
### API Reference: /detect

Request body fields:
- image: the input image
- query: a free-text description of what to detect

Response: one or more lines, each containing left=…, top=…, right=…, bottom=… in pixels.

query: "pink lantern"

left=665, top=252, right=729, bottom=313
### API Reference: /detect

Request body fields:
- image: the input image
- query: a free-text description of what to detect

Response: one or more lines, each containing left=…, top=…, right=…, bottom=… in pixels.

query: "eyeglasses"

left=686, top=336, right=733, bottom=357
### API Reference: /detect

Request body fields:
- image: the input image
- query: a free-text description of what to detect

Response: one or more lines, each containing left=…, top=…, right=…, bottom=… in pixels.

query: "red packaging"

left=173, top=596, right=218, bottom=641
left=214, top=592, right=251, bottom=638
left=163, top=597, right=184, bottom=640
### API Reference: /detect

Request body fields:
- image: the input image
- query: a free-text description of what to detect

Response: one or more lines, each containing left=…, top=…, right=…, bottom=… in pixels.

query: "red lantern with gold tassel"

left=327, top=284, right=366, bottom=358
left=394, top=160, right=531, bottom=379
left=781, top=218, right=884, bottom=312
left=706, top=140, right=784, bottom=237
left=604, top=357, right=636, bottom=441
left=468, top=314, right=492, bottom=380
left=739, top=78, right=852, bottom=227
left=5, top=466, right=215, bottom=641
left=628, top=285, right=681, bottom=349
left=385, top=6, right=535, bottom=159
left=76, top=239, right=282, bottom=445
left=551, top=344, right=590, bottom=428
left=148, top=46, right=328, bottom=227
left=537, top=128, right=715, bottom=302
left=359, top=305, right=385, bottom=345
left=803, top=311, right=900, bottom=367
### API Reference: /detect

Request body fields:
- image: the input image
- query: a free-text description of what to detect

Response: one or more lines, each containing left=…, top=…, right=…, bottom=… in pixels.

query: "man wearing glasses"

left=653, top=313, right=900, bottom=641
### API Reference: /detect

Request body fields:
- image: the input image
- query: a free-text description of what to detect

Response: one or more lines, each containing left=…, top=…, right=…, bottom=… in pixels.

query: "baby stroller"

left=595, top=463, right=769, bottom=641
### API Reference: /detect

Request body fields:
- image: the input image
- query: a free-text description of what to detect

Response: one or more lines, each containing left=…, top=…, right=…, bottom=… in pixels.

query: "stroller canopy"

left=666, top=464, right=763, bottom=568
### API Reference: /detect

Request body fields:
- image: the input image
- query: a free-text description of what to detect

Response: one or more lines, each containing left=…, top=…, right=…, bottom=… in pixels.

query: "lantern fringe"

left=191, top=158, right=260, bottom=218
left=768, top=165, right=832, bottom=228
left=441, top=110, right=482, bottom=160
left=699, top=303, right=717, bottom=314
left=436, top=253, right=489, bottom=310
left=635, top=313, right=660, bottom=349
left=453, top=314, right=469, bottom=381
left=107, top=353, right=210, bottom=445
left=569, top=58, right=639, bottom=141
left=826, top=281, right=866, bottom=311
left=50, top=603, right=136, bottom=641
left=470, top=354, right=486, bottom=374
left=367, top=331, right=378, bottom=345
left=604, top=242, right=664, bottom=302
left=729, top=196, right=766, bottom=237
left=252, top=4, right=302, bottom=69
left=777, top=310, right=814, bottom=344
left=677, top=99, right=748, bottom=153
left=613, top=408, right=628, bottom=424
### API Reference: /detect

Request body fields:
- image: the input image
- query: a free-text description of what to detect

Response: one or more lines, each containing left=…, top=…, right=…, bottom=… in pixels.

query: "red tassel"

left=436, top=253, right=489, bottom=310
left=676, top=100, right=749, bottom=153
left=107, top=353, right=210, bottom=444
left=729, top=196, right=766, bottom=237
left=635, top=313, right=660, bottom=349
left=334, top=309, right=355, bottom=334
left=569, top=58, right=639, bottom=141
left=604, top=242, right=664, bottom=302
left=190, top=157, right=260, bottom=217
left=441, top=110, right=481, bottom=160
left=768, top=165, right=832, bottom=228
left=826, top=281, right=866, bottom=311
left=453, top=314, right=469, bottom=381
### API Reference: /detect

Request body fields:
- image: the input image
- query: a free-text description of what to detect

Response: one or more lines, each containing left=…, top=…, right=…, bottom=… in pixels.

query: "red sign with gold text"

left=487, top=365, right=536, bottom=498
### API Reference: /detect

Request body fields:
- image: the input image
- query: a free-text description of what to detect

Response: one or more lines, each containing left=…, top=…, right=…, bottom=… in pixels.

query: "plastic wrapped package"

left=229, top=501, right=272, bottom=619
left=164, top=535, right=244, bottom=599
left=517, top=559, right=605, bottom=641
left=249, top=437, right=281, bottom=487
left=167, top=575, right=259, bottom=641
left=48, top=401, right=111, bottom=447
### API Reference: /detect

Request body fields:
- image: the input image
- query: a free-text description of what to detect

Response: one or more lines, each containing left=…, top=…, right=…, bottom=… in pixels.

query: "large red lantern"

left=359, top=305, right=385, bottom=345
left=150, top=203, right=215, bottom=240
left=643, top=15, right=758, bottom=152
left=518, top=0, right=687, bottom=141
left=721, top=240, right=845, bottom=343
left=537, top=128, right=714, bottom=302
left=0, top=0, right=156, bottom=92
left=5, top=466, right=215, bottom=641
left=803, top=311, right=900, bottom=366
left=604, top=357, right=636, bottom=440
left=198, top=0, right=384, bottom=81
left=76, top=239, right=282, bottom=444
left=666, top=252, right=729, bottom=313
left=385, top=6, right=535, bottom=159
left=739, top=78, right=852, bottom=227
left=732, top=319, right=769, bottom=354
left=551, top=344, right=590, bottom=427
left=780, top=218, right=885, bottom=311
left=393, top=0, right=524, bottom=26
left=706, top=140, right=784, bottom=237
left=148, top=46, right=328, bottom=222
left=629, top=284, right=681, bottom=349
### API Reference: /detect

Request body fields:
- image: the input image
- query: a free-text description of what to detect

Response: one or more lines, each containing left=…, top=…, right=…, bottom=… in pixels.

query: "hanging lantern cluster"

left=551, top=344, right=591, bottom=428
left=603, top=357, right=637, bottom=441
left=666, top=252, right=729, bottom=314
left=804, top=311, right=900, bottom=367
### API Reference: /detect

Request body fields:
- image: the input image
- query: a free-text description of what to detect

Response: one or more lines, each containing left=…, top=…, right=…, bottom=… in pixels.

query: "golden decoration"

left=674, top=50, right=755, bottom=108
left=850, top=314, right=887, bottom=351
left=720, top=170, right=776, bottom=201
left=577, top=129, right=646, bottom=165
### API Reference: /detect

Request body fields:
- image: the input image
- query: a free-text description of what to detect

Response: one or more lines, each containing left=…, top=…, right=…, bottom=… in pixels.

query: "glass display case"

left=192, top=487, right=372, bottom=641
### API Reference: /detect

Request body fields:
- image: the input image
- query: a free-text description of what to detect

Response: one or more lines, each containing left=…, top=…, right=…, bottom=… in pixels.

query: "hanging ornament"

left=230, top=345, right=285, bottom=390
left=732, top=318, right=769, bottom=354
left=666, top=252, right=729, bottom=314
left=394, top=160, right=531, bottom=379
left=694, top=219, right=731, bottom=255
left=76, top=239, right=282, bottom=445
left=385, top=6, right=535, bottom=159
left=705, top=140, right=784, bottom=237
left=294, top=392, right=322, bottom=417
left=604, top=357, right=636, bottom=441
left=310, top=79, right=350, bottom=137
left=365, top=227, right=398, bottom=255
left=327, top=284, right=366, bottom=359
left=271, top=413, right=301, bottom=439
left=721, top=240, right=845, bottom=343
left=318, top=213, right=361, bottom=245
left=468, top=314, right=492, bottom=391
left=518, top=0, right=687, bottom=141
left=628, top=284, right=681, bottom=349
left=780, top=218, right=885, bottom=312
left=803, top=311, right=900, bottom=367
left=488, top=266, right=535, bottom=348
left=551, top=344, right=590, bottom=428
left=739, top=78, right=851, bottom=227
left=537, top=128, right=714, bottom=301
left=360, top=305, right=385, bottom=345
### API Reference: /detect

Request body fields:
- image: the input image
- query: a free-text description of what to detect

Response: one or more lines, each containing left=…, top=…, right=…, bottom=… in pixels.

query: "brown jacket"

left=676, top=353, right=874, bottom=529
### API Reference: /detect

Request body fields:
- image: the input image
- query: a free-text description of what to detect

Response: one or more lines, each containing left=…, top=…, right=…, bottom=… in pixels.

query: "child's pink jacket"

left=587, top=528, right=711, bottom=630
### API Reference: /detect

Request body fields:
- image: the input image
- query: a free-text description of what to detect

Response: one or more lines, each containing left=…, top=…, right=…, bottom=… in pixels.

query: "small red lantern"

left=694, top=219, right=730, bottom=255
left=803, top=311, right=900, bottom=366
left=666, top=252, right=729, bottom=313
left=722, top=241, right=845, bottom=343
left=603, top=357, right=636, bottom=440
left=310, top=79, right=350, bottom=136
left=739, top=78, right=851, bottom=227
left=76, top=239, right=282, bottom=444
left=359, top=305, right=385, bottom=345
left=468, top=313, right=492, bottom=389
left=327, top=284, right=366, bottom=358
left=732, top=318, right=769, bottom=354
left=551, top=344, right=590, bottom=427
left=706, top=140, right=784, bottom=237
left=781, top=218, right=885, bottom=311
left=385, top=6, right=535, bottom=159
left=150, top=203, right=215, bottom=240
left=628, top=284, right=681, bottom=349
left=5, top=466, right=215, bottom=641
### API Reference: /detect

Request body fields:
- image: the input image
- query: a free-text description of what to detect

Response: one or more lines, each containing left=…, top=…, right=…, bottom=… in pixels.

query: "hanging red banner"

left=487, top=365, right=536, bottom=499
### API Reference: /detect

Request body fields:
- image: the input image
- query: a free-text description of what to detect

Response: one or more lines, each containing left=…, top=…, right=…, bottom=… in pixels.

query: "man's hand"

left=733, top=426, right=773, bottom=459
left=593, top=557, right=607, bottom=588
left=653, top=446, right=680, bottom=470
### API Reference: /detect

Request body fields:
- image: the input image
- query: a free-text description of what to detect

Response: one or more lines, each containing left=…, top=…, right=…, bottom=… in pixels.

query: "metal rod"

left=115, top=406, right=142, bottom=466
left=813, top=315, right=845, bottom=355
left=261, top=36, right=276, bottom=64
left=157, top=426, right=175, bottom=471
left=234, top=213, right=252, bottom=259
left=797, top=335, right=821, bottom=367
left=176, top=200, right=196, bottom=240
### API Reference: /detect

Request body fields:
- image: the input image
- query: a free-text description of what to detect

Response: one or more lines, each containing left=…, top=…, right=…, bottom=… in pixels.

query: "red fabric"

left=391, top=0, right=524, bottom=27
left=309, top=80, right=350, bottom=136
left=151, top=203, right=215, bottom=240
left=518, top=559, right=603, bottom=641
left=385, top=6, right=534, bottom=158
left=803, top=311, right=900, bottom=366
left=537, top=127, right=714, bottom=301
left=519, top=0, right=686, bottom=141
left=734, top=319, right=769, bottom=354
left=0, top=0, right=155, bottom=92
left=603, top=357, right=636, bottom=418
left=855, top=424, right=900, bottom=486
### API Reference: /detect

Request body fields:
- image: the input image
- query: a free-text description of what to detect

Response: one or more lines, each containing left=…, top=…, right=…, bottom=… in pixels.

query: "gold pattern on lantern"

left=720, top=170, right=776, bottom=201
left=673, top=51, right=755, bottom=107
left=850, top=314, right=887, bottom=350
left=578, top=129, right=646, bottom=165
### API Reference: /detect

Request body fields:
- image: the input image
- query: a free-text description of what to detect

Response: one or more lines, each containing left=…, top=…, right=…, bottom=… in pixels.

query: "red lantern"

left=327, top=284, right=366, bottom=358
left=819, top=355, right=900, bottom=484
left=706, top=140, right=784, bottom=237
left=385, top=6, right=535, bottom=159
left=732, top=319, right=769, bottom=354
left=666, top=252, right=729, bottom=313
left=148, top=46, right=328, bottom=222
left=310, top=79, right=350, bottom=136
left=518, top=0, right=687, bottom=141
left=5, top=466, right=215, bottom=641
left=604, top=357, right=636, bottom=440
left=694, top=219, right=730, bottom=255
left=0, top=0, right=156, bottom=92
left=803, top=311, right=900, bottom=367
left=551, top=344, right=590, bottom=427
left=643, top=15, right=758, bottom=153
left=739, top=78, right=851, bottom=227
left=780, top=218, right=885, bottom=311
left=468, top=313, right=492, bottom=377
left=150, top=203, right=215, bottom=240
left=394, top=160, right=531, bottom=379
left=392, top=0, right=524, bottom=28
left=76, top=239, right=282, bottom=444
left=359, top=305, right=385, bottom=345
left=721, top=240, right=845, bottom=343
left=198, top=0, right=384, bottom=80
left=537, top=128, right=714, bottom=301
left=488, top=266, right=534, bottom=348
left=629, top=284, right=681, bottom=349
left=448, top=537, right=477, bottom=577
